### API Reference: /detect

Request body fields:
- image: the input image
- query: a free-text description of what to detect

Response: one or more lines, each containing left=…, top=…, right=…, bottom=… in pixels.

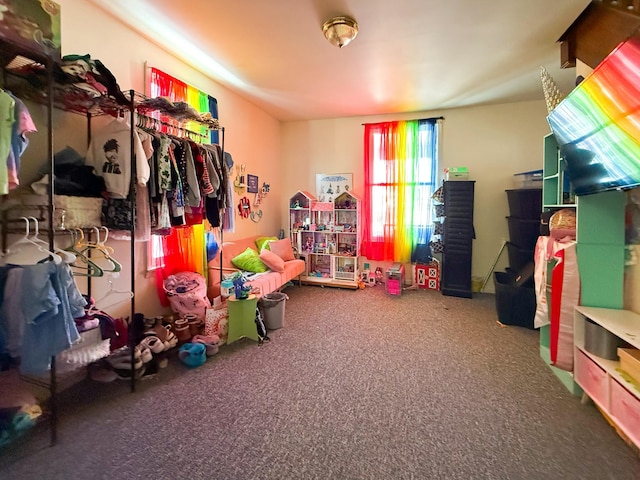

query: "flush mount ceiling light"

left=322, top=16, right=359, bottom=48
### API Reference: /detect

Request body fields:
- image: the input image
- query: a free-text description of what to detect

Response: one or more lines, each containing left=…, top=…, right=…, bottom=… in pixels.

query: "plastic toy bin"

left=386, top=263, right=405, bottom=296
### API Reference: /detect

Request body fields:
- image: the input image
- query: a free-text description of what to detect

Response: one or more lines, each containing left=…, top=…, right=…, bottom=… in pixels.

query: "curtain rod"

left=362, top=116, right=444, bottom=126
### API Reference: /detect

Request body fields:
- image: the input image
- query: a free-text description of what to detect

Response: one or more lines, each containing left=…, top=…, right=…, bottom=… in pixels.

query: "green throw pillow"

left=255, top=236, right=278, bottom=252
left=231, top=247, right=268, bottom=273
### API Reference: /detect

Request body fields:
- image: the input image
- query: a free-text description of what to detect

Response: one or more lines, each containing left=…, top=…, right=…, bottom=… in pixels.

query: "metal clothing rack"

left=0, top=41, right=63, bottom=447
left=0, top=44, right=227, bottom=445
left=0, top=43, right=137, bottom=446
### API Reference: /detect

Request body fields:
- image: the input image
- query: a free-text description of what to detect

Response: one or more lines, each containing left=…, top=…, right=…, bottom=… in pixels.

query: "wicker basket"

left=4, top=194, right=103, bottom=230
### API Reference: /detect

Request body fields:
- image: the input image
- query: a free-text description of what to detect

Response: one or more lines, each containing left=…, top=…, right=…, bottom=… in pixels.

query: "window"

left=361, top=119, right=440, bottom=262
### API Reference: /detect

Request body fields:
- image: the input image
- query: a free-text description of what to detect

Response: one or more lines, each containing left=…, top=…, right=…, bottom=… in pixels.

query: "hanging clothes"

left=533, top=236, right=580, bottom=372
left=85, top=117, right=150, bottom=199
left=0, top=263, right=85, bottom=375
left=7, top=92, right=37, bottom=192
left=0, top=90, right=16, bottom=195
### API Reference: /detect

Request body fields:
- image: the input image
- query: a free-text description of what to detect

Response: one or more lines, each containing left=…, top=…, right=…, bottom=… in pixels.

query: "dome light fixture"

left=322, top=16, right=359, bottom=48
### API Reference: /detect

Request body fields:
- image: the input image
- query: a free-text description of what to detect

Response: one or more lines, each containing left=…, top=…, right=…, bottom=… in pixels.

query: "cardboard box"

left=0, top=0, right=61, bottom=60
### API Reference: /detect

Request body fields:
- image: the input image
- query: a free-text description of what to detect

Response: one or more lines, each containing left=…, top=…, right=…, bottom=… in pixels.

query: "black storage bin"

left=506, top=216, right=540, bottom=249
left=506, top=242, right=534, bottom=272
left=493, top=271, right=536, bottom=329
left=506, top=189, right=542, bottom=219
left=505, top=262, right=534, bottom=288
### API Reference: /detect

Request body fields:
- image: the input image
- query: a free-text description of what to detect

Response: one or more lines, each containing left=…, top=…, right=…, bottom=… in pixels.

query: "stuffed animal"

left=232, top=273, right=251, bottom=300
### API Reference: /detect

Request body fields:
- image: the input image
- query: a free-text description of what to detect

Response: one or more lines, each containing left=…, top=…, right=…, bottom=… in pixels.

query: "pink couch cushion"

left=259, top=249, right=285, bottom=272
left=269, top=238, right=295, bottom=261
left=207, top=236, right=305, bottom=299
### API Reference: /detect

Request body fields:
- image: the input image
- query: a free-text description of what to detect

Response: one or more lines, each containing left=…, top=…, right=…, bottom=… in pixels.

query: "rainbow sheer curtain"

left=146, top=68, right=215, bottom=305
left=361, top=119, right=439, bottom=263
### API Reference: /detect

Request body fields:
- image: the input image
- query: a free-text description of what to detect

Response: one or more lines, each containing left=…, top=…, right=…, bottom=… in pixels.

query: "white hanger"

left=27, top=216, right=76, bottom=264
left=89, top=277, right=133, bottom=312
left=1, top=217, right=62, bottom=266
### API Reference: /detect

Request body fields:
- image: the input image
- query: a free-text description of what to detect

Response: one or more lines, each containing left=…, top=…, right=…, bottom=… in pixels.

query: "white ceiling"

left=89, top=0, right=592, bottom=122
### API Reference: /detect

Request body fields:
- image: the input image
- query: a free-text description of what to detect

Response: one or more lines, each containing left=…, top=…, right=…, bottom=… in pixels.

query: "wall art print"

left=247, top=174, right=259, bottom=193
left=315, top=173, right=352, bottom=203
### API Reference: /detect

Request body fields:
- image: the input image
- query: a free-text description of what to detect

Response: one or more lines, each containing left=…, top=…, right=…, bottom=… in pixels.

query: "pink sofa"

left=207, top=235, right=305, bottom=300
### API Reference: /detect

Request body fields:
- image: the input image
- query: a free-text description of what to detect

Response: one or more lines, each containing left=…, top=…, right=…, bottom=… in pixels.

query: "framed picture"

left=315, top=173, right=353, bottom=203
left=247, top=174, right=259, bottom=193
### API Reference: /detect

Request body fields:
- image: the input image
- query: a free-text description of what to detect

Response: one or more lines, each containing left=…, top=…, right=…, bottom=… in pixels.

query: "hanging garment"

left=0, top=263, right=84, bottom=375
left=183, top=140, right=201, bottom=208
left=534, top=236, right=580, bottom=372
left=0, top=90, right=15, bottom=195
left=85, top=118, right=150, bottom=199
left=7, top=92, right=36, bottom=191
left=549, top=243, right=580, bottom=372
left=533, top=236, right=550, bottom=329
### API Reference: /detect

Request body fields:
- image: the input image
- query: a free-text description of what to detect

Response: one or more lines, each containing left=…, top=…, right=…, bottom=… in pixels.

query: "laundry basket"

left=163, top=272, right=211, bottom=321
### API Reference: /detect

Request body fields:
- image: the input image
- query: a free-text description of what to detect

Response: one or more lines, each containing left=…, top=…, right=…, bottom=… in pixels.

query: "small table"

left=226, top=294, right=259, bottom=344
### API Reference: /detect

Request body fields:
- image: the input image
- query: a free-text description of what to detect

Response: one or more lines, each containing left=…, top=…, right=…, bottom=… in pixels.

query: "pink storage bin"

left=574, top=349, right=609, bottom=407
left=610, top=379, right=640, bottom=448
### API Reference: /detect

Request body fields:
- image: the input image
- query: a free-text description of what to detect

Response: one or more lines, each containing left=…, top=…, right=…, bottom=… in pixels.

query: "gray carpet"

left=1, top=285, right=639, bottom=479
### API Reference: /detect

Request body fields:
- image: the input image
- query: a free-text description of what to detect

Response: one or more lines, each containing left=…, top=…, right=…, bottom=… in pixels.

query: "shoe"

left=192, top=334, right=220, bottom=357
left=178, top=343, right=206, bottom=368
left=113, top=364, right=146, bottom=380
left=90, top=366, right=118, bottom=383
left=143, top=324, right=168, bottom=343
left=164, top=329, right=178, bottom=351
left=107, top=347, right=143, bottom=370
left=139, top=345, right=153, bottom=364
left=139, top=335, right=164, bottom=354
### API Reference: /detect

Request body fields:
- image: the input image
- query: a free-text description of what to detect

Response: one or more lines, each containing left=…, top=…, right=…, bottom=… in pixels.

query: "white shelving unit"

left=289, top=190, right=361, bottom=289
left=574, top=306, right=640, bottom=449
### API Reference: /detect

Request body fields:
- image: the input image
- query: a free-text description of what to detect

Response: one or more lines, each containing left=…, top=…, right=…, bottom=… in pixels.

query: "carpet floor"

left=1, top=284, right=639, bottom=480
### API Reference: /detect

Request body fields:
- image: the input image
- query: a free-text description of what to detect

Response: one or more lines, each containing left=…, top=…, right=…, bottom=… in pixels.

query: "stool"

left=226, top=294, right=259, bottom=344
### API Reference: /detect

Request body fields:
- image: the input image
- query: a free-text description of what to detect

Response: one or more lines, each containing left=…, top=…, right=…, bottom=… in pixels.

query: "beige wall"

left=19, top=0, right=283, bottom=317
left=281, top=100, right=552, bottom=293
left=17, top=1, right=561, bottom=317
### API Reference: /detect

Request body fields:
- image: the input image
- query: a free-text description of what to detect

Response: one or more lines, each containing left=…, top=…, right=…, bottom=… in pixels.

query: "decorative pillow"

left=268, top=238, right=295, bottom=261
left=259, top=249, right=285, bottom=273
left=255, top=236, right=278, bottom=252
left=231, top=247, right=268, bottom=273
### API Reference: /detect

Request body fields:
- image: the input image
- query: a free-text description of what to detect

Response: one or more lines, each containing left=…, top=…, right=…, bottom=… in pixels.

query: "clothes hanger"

left=76, top=226, right=121, bottom=274
left=65, top=229, right=104, bottom=277
left=1, top=217, right=62, bottom=266
left=27, top=216, right=76, bottom=264
left=88, top=277, right=133, bottom=313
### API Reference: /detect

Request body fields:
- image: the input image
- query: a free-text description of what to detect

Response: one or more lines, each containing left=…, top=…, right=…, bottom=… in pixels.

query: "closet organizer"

left=0, top=39, right=225, bottom=447
left=0, top=40, right=140, bottom=446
